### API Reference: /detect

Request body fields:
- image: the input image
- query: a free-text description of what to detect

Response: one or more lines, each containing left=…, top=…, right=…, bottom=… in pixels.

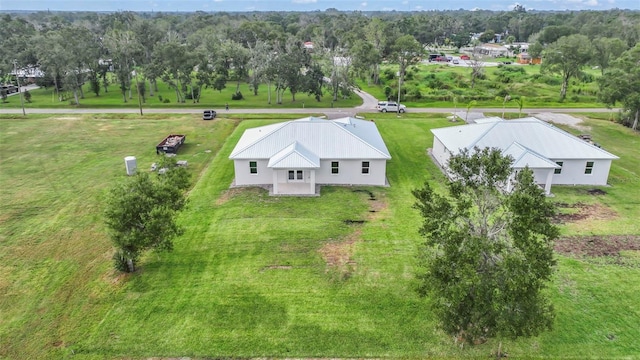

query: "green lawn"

left=0, top=79, right=362, bottom=109
left=0, top=113, right=638, bottom=359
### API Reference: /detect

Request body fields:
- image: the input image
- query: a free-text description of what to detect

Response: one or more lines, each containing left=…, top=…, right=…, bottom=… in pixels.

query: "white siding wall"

left=274, top=169, right=312, bottom=183
left=551, top=159, right=613, bottom=186
left=432, top=137, right=450, bottom=167
left=315, top=159, right=387, bottom=185
left=234, top=159, right=388, bottom=187
left=233, top=159, right=272, bottom=185
left=530, top=168, right=553, bottom=186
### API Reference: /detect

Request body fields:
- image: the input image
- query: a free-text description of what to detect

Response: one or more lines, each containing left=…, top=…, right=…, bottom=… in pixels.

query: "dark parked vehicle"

left=203, top=110, right=216, bottom=120
left=1, top=84, right=18, bottom=94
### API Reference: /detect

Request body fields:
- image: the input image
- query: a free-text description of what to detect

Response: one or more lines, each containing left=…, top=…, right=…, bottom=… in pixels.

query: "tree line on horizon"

left=0, top=8, right=638, bottom=127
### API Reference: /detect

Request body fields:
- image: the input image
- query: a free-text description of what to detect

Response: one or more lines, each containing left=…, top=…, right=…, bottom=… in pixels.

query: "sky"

left=2, top=0, right=639, bottom=12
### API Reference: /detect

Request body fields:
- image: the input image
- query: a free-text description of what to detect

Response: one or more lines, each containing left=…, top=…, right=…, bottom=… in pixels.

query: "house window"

left=331, top=161, right=339, bottom=174
left=288, top=170, right=303, bottom=181
left=249, top=161, right=257, bottom=174
left=585, top=161, right=594, bottom=174
left=554, top=161, right=563, bottom=174
left=362, top=161, right=370, bottom=174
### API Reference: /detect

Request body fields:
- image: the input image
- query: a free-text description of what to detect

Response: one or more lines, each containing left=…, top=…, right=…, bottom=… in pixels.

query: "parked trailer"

left=156, top=134, right=186, bottom=154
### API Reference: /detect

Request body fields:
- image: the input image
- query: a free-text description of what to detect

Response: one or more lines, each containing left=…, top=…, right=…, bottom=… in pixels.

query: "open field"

left=0, top=80, right=362, bottom=110
left=0, top=112, right=638, bottom=359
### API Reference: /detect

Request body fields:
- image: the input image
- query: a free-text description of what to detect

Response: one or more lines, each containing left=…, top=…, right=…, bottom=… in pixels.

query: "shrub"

left=382, top=68, right=395, bottom=81
left=580, top=73, right=595, bottom=83
left=405, top=71, right=414, bottom=81
left=541, top=75, right=562, bottom=86
left=231, top=91, right=244, bottom=100
left=163, top=98, right=170, bottom=103
left=496, top=89, right=510, bottom=98
left=185, top=87, right=199, bottom=100
left=406, top=86, right=423, bottom=100
left=384, top=86, right=392, bottom=99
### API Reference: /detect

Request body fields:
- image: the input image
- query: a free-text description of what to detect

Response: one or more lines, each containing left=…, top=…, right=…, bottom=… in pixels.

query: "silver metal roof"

left=230, top=116, right=392, bottom=160
left=432, top=117, right=618, bottom=161
left=503, top=142, right=560, bottom=169
left=268, top=141, right=320, bottom=169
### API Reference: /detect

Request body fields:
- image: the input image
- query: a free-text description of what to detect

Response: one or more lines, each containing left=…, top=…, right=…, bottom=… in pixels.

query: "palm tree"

left=514, top=96, right=526, bottom=118
left=466, top=100, right=477, bottom=122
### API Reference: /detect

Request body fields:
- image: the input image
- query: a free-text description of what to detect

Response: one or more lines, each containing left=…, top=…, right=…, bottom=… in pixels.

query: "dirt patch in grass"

left=216, top=187, right=257, bottom=205
left=260, top=265, right=293, bottom=271
left=554, top=202, right=617, bottom=223
left=320, top=190, right=389, bottom=277
left=319, top=229, right=360, bottom=271
left=555, top=235, right=640, bottom=258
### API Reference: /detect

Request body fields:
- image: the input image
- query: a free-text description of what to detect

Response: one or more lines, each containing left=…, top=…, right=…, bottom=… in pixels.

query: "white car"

left=376, top=101, right=407, bottom=113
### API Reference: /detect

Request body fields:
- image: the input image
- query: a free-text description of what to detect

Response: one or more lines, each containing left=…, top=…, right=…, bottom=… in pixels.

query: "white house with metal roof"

left=229, top=116, right=391, bottom=195
left=431, top=117, right=619, bottom=195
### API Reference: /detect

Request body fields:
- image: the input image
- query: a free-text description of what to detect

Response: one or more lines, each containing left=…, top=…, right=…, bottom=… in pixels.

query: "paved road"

left=0, top=107, right=617, bottom=115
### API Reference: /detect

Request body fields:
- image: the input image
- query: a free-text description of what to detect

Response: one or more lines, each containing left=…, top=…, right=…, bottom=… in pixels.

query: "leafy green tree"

left=350, top=41, right=381, bottom=86
left=527, top=41, right=544, bottom=59
left=592, top=37, right=628, bottom=75
left=304, top=62, right=324, bottom=101
left=413, top=147, right=558, bottom=349
left=468, top=55, right=485, bottom=89
left=541, top=34, right=593, bottom=101
left=133, top=18, right=164, bottom=96
left=364, top=18, right=391, bottom=84
left=221, top=40, right=250, bottom=94
left=538, top=25, right=574, bottom=45
left=391, top=35, right=423, bottom=110
left=599, top=44, right=640, bottom=130
left=104, top=29, right=140, bottom=102
left=104, top=159, right=190, bottom=273
left=153, top=36, right=195, bottom=103
left=479, top=29, right=496, bottom=43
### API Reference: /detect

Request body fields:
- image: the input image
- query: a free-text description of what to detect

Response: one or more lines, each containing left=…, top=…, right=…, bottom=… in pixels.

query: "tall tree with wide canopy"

left=413, top=147, right=558, bottom=351
left=599, top=44, right=640, bottom=130
left=591, top=37, right=628, bottom=75
left=57, top=26, right=101, bottom=105
left=390, top=34, right=423, bottom=111
left=541, top=34, right=593, bottom=101
left=104, top=29, right=140, bottom=102
left=133, top=19, right=165, bottom=96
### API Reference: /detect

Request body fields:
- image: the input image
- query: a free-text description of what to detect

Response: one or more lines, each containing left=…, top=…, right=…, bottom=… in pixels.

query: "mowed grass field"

left=0, top=112, right=639, bottom=359
left=0, top=79, right=362, bottom=110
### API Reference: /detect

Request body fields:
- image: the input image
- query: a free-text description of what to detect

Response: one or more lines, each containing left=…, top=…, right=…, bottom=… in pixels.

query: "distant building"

left=474, top=43, right=509, bottom=57
left=517, top=53, right=541, bottom=64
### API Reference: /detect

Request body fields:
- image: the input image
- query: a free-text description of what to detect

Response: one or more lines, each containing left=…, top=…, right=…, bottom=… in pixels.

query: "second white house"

left=431, top=117, right=619, bottom=195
